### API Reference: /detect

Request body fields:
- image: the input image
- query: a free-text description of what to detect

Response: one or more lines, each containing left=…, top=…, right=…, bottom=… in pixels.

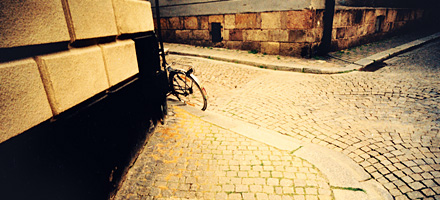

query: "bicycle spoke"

left=171, top=72, right=207, bottom=110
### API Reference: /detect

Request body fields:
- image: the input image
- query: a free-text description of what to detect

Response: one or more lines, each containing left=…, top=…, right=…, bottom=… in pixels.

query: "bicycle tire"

left=171, top=72, right=208, bottom=111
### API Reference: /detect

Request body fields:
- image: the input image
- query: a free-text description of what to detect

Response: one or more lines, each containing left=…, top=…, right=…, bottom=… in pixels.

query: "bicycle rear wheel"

left=171, top=72, right=208, bottom=111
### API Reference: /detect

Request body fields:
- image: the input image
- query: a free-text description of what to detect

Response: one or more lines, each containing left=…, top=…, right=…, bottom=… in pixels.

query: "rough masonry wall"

left=331, top=7, right=425, bottom=51
left=159, top=10, right=323, bottom=57
left=157, top=7, right=426, bottom=57
left=0, top=0, right=155, bottom=143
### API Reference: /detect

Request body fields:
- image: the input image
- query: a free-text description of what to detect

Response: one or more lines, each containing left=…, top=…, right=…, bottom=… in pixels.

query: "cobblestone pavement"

left=327, top=28, right=440, bottom=64
left=115, top=106, right=334, bottom=200
left=165, top=40, right=440, bottom=199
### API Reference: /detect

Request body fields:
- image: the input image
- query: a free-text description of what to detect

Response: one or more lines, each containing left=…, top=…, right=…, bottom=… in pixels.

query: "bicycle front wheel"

left=171, top=72, right=208, bottom=111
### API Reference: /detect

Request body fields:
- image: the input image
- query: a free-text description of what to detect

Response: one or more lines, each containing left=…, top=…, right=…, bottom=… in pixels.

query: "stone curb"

left=348, top=32, right=440, bottom=70
left=168, top=49, right=358, bottom=74
left=174, top=102, right=393, bottom=200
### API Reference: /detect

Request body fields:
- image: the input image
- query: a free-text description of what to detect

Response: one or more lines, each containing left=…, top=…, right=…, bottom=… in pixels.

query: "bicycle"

left=153, top=0, right=207, bottom=122
left=166, top=61, right=208, bottom=111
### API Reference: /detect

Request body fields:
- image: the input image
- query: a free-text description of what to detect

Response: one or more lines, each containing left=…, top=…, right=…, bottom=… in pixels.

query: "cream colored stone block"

left=65, top=0, right=118, bottom=40
left=112, top=0, right=155, bottom=34
left=262, top=12, right=281, bottom=29
left=0, top=0, right=70, bottom=48
left=184, top=16, right=198, bottom=30
left=269, top=30, right=289, bottom=42
left=261, top=42, right=280, bottom=55
left=36, top=46, right=109, bottom=115
left=243, top=30, right=269, bottom=42
left=225, top=14, right=236, bottom=29
left=99, top=40, right=139, bottom=86
left=0, top=59, right=53, bottom=143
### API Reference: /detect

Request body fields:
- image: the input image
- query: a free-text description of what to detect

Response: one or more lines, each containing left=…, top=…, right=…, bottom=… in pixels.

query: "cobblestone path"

left=115, top=107, right=334, bottom=200
left=166, top=40, right=440, bottom=199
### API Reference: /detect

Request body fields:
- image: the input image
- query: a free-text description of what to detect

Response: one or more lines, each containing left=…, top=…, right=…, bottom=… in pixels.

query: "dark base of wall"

left=0, top=78, right=155, bottom=200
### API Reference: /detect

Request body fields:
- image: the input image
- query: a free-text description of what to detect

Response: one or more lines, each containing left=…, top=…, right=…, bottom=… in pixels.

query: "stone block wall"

left=331, top=7, right=425, bottom=50
left=0, top=0, right=155, bottom=143
left=157, top=7, right=426, bottom=57
left=159, top=10, right=323, bottom=57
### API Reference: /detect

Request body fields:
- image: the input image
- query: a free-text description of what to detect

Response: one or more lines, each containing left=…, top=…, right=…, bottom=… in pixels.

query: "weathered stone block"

left=225, top=15, right=236, bottom=29
left=112, top=0, right=154, bottom=34
left=236, top=13, right=261, bottom=29
left=66, top=0, right=118, bottom=40
left=161, top=30, right=176, bottom=42
left=366, top=23, right=376, bottom=34
left=285, top=10, right=314, bottom=30
left=222, top=30, right=230, bottom=41
left=0, top=59, right=53, bottom=143
left=168, top=17, right=183, bottom=29
left=36, top=46, right=109, bottom=115
left=261, top=42, right=280, bottom=55
left=364, top=10, right=376, bottom=24
left=199, top=16, right=209, bottom=30
left=386, top=9, right=398, bottom=22
left=261, top=12, right=281, bottom=29
left=176, top=30, right=191, bottom=41
left=314, top=10, right=325, bottom=28
left=160, top=18, right=169, bottom=30
left=99, top=40, right=139, bottom=86
left=243, top=30, right=269, bottom=42
left=269, top=30, right=289, bottom=42
left=225, top=41, right=243, bottom=50
left=184, top=16, right=198, bottom=30
left=357, top=25, right=368, bottom=36
left=209, top=15, right=224, bottom=23
left=375, top=9, right=387, bottom=17
left=280, top=43, right=310, bottom=57
left=333, top=10, right=355, bottom=28
left=307, top=28, right=323, bottom=43
left=0, top=0, right=70, bottom=48
left=334, top=38, right=351, bottom=50
left=230, top=30, right=243, bottom=41
left=289, top=30, right=308, bottom=42
left=242, top=42, right=261, bottom=51
left=345, top=26, right=357, bottom=38
left=336, top=28, right=345, bottom=39
left=191, top=30, right=210, bottom=40
left=383, top=22, right=393, bottom=32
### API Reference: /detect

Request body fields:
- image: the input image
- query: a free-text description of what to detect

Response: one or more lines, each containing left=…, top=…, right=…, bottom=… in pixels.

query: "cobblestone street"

left=115, top=107, right=334, bottom=200
left=163, top=40, right=440, bottom=199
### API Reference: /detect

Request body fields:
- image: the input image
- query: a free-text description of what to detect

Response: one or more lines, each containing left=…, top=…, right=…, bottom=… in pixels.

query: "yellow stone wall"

left=0, top=0, right=155, bottom=143
left=158, top=7, right=426, bottom=57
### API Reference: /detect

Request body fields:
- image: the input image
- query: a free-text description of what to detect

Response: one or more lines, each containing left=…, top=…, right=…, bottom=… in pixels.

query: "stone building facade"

left=0, top=0, right=159, bottom=199
left=0, top=0, right=154, bottom=142
left=154, top=0, right=427, bottom=57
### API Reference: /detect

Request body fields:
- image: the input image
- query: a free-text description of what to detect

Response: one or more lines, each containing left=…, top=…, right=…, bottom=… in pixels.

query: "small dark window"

left=375, top=16, right=385, bottom=33
left=354, top=10, right=363, bottom=24
left=211, top=23, right=223, bottom=43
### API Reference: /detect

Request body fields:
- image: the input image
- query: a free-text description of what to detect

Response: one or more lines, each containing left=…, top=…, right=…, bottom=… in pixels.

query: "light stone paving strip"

left=115, top=106, right=334, bottom=200
left=166, top=41, right=440, bottom=200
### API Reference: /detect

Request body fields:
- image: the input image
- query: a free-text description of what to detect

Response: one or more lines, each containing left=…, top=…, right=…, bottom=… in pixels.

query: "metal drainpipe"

left=318, top=0, right=335, bottom=55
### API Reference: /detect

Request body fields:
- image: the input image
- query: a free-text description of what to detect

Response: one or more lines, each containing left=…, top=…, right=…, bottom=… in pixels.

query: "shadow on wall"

left=0, top=79, right=155, bottom=200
